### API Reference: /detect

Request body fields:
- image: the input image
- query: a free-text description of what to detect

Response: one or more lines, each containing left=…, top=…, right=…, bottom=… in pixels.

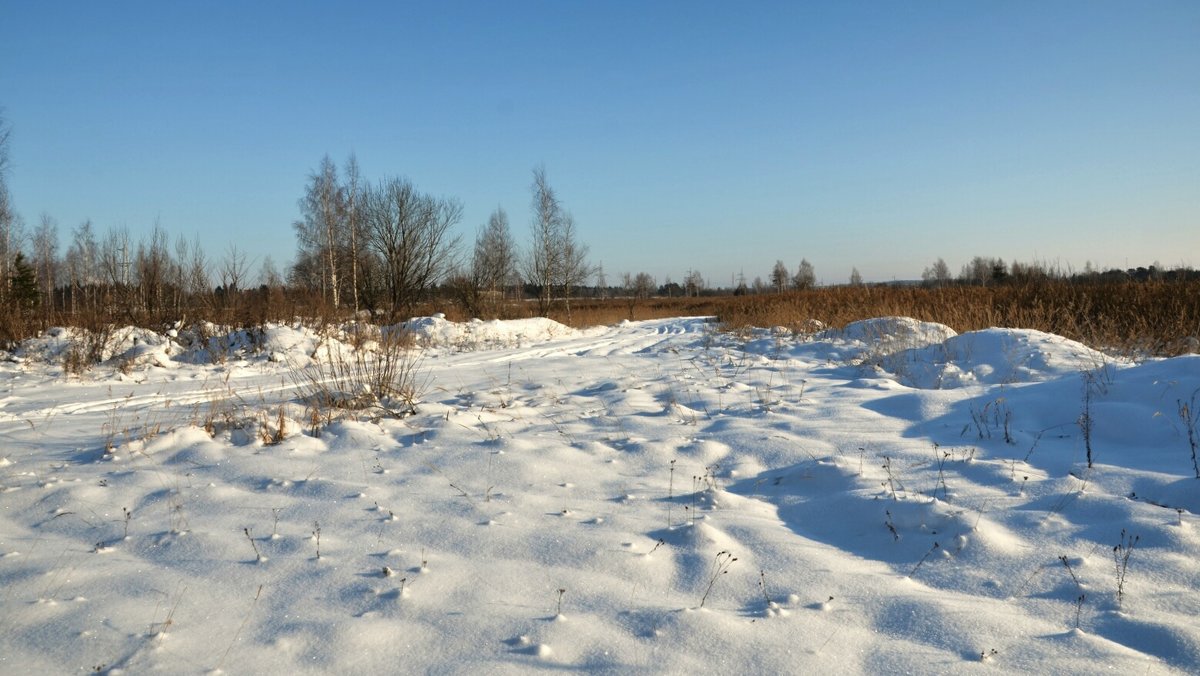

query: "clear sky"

left=2, top=1, right=1197, bottom=285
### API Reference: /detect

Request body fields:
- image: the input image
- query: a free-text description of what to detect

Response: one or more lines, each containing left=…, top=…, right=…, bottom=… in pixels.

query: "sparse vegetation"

left=908, top=541, right=940, bottom=578
left=294, top=329, right=428, bottom=419
left=881, top=455, right=900, bottom=500
left=1059, top=555, right=1083, bottom=593
left=1179, top=389, right=1199, bottom=479
left=968, top=398, right=1014, bottom=444
left=1113, top=530, right=1139, bottom=610
left=698, top=550, right=737, bottom=608
left=244, top=527, right=265, bottom=563
left=1080, top=373, right=1099, bottom=469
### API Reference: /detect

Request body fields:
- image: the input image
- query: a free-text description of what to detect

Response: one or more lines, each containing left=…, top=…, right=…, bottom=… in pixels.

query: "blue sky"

left=2, top=1, right=1197, bottom=285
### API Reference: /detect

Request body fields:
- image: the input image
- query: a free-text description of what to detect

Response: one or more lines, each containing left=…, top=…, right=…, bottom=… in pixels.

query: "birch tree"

left=295, top=155, right=345, bottom=308
left=474, top=207, right=518, bottom=300
left=523, top=167, right=589, bottom=317
left=0, top=111, right=15, bottom=303
left=770, top=260, right=788, bottom=293
left=792, top=258, right=815, bottom=290
left=345, top=153, right=363, bottom=313
left=32, top=213, right=58, bottom=322
left=64, top=220, right=98, bottom=316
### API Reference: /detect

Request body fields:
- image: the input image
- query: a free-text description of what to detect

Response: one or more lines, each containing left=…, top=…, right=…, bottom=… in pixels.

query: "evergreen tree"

left=10, top=252, right=38, bottom=311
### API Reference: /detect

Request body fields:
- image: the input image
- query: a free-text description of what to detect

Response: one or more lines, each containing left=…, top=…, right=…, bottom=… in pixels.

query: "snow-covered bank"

left=1, top=317, right=1197, bottom=674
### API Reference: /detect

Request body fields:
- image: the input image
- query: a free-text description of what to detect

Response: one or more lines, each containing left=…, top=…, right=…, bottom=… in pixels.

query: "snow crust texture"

left=1, top=316, right=1198, bottom=674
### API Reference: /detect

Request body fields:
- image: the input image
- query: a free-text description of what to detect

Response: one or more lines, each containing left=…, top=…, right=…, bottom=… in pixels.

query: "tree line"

left=0, top=113, right=602, bottom=342
left=2, top=108, right=1196, bottom=346
left=289, top=157, right=592, bottom=321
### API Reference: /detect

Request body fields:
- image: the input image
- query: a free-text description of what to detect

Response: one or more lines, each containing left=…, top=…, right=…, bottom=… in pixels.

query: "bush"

left=62, top=326, right=113, bottom=375
left=294, top=328, right=428, bottom=418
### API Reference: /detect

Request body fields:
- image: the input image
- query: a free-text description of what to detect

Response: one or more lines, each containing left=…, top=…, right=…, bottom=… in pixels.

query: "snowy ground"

left=1, top=316, right=1198, bottom=674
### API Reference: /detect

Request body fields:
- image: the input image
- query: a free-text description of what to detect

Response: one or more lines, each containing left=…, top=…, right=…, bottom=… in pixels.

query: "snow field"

left=1, top=316, right=1198, bottom=674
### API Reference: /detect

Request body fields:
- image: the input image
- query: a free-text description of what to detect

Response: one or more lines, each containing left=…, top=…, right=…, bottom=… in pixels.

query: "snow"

left=1, top=316, right=1198, bottom=674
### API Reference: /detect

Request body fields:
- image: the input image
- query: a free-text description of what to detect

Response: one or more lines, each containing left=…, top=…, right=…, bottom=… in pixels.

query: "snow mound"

left=106, top=327, right=175, bottom=368
left=5, top=326, right=78, bottom=364
left=405, top=314, right=579, bottom=350
left=5, top=325, right=173, bottom=368
left=740, top=317, right=1121, bottom=391
left=5, top=316, right=580, bottom=372
left=738, top=316, right=953, bottom=364
left=260, top=324, right=324, bottom=364
left=899, top=328, right=1119, bottom=389
left=821, top=317, right=960, bottom=357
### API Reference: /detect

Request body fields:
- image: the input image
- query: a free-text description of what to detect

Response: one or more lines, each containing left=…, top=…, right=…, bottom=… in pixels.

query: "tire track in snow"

left=436, top=318, right=712, bottom=368
left=0, top=319, right=710, bottom=437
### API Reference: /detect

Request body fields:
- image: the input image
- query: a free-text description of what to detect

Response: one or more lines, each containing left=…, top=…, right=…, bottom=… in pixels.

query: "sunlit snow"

left=1, top=316, right=1197, bottom=674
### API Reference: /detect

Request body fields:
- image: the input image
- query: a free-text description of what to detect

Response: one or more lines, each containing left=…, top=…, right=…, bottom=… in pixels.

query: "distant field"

left=542, top=280, right=1200, bottom=357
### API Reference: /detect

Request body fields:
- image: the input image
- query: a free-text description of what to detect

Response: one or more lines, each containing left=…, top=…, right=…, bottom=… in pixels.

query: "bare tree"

left=0, top=109, right=10, bottom=178
left=0, top=207, right=13, bottom=303
left=99, top=227, right=130, bottom=287
left=32, top=213, right=58, bottom=322
left=345, top=153, right=363, bottom=313
left=260, top=256, right=283, bottom=289
left=792, top=258, right=816, bottom=290
left=620, top=271, right=656, bottom=318
left=218, top=244, right=251, bottom=318
left=187, top=236, right=210, bottom=297
left=849, top=267, right=863, bottom=286
left=922, top=258, right=952, bottom=287
left=523, top=167, right=589, bottom=317
left=959, top=256, right=1003, bottom=286
left=64, top=220, right=98, bottom=316
left=556, top=212, right=591, bottom=319
left=634, top=271, right=655, bottom=298
left=170, top=234, right=194, bottom=315
left=473, top=207, right=519, bottom=304
left=363, top=176, right=462, bottom=318
left=524, top=166, right=561, bottom=315
left=220, top=244, right=250, bottom=293
left=451, top=206, right=520, bottom=317
left=0, top=112, right=16, bottom=303
left=135, top=223, right=172, bottom=318
left=684, top=269, right=705, bottom=297
left=98, top=227, right=134, bottom=316
left=295, top=155, right=345, bottom=308
left=593, top=262, right=607, bottom=298
left=287, top=250, right=323, bottom=293
left=770, top=260, right=789, bottom=293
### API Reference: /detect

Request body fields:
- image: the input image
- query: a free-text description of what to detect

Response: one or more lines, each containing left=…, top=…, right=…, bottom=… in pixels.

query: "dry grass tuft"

left=294, top=329, right=428, bottom=418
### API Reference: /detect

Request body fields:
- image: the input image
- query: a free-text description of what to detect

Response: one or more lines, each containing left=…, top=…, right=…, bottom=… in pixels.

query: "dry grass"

left=9, top=279, right=1196, bottom=360
left=293, top=328, right=428, bottom=418
left=539, top=280, right=1200, bottom=357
